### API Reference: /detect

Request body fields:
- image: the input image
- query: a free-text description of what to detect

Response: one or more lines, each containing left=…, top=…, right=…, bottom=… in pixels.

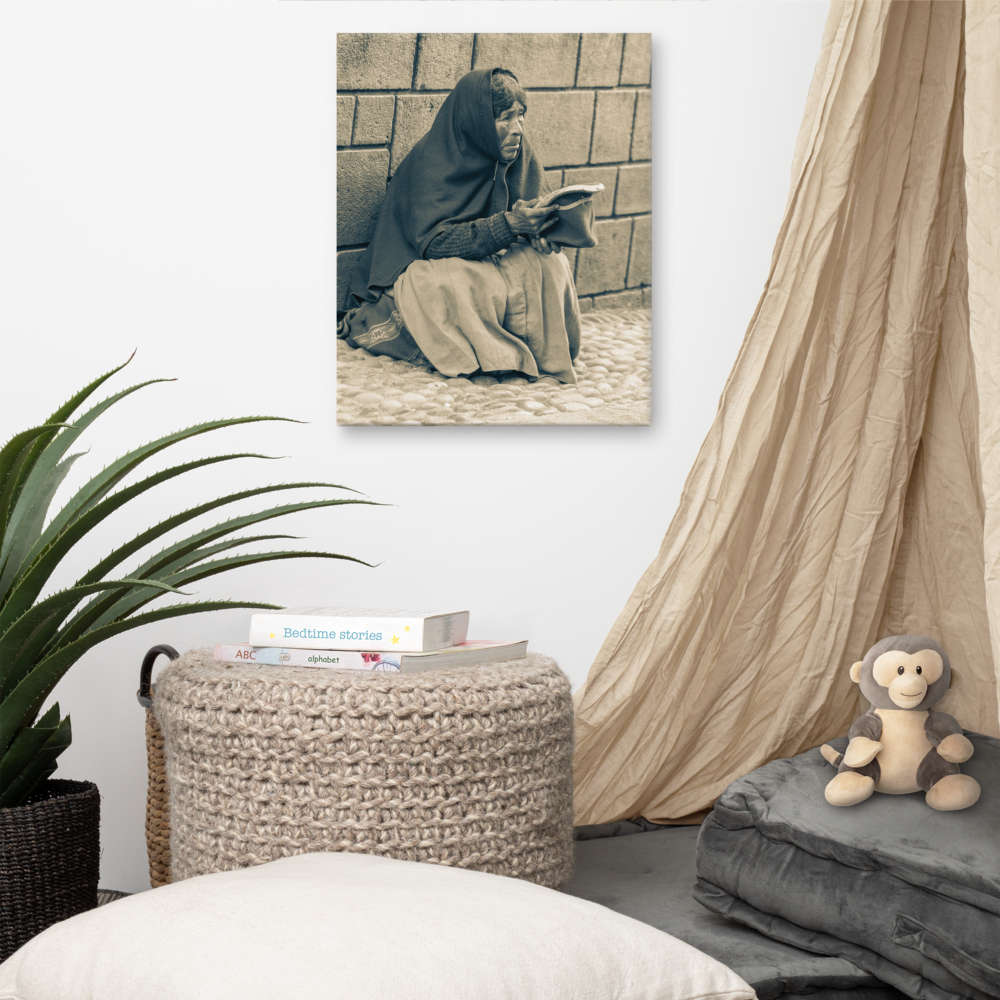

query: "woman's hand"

left=506, top=199, right=558, bottom=238
left=529, top=234, right=561, bottom=255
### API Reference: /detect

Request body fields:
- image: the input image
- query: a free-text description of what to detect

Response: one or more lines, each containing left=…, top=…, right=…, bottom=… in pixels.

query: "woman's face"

left=495, top=103, right=526, bottom=162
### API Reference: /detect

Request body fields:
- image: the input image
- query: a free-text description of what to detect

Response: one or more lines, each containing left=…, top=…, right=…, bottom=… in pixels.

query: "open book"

left=537, top=183, right=605, bottom=210
left=534, top=184, right=605, bottom=248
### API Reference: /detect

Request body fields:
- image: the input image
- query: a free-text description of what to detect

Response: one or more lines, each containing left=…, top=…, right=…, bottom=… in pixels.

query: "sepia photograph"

left=336, top=33, right=652, bottom=426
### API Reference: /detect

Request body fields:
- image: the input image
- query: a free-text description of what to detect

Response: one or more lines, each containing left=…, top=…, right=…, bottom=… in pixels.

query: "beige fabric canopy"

left=573, top=0, right=1000, bottom=827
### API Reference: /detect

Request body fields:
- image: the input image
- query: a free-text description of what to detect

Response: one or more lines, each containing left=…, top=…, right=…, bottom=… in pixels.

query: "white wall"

left=0, top=1, right=828, bottom=893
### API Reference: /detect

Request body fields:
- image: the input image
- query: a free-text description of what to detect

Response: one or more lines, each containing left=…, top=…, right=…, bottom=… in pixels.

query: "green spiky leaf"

left=78, top=483, right=365, bottom=587
left=0, top=358, right=376, bottom=806
left=0, top=351, right=137, bottom=540
left=0, top=577, right=186, bottom=698
left=0, top=377, right=175, bottom=594
left=1, top=600, right=281, bottom=757
left=55, top=497, right=376, bottom=649
left=0, top=711, right=72, bottom=808
left=77, top=549, right=370, bottom=635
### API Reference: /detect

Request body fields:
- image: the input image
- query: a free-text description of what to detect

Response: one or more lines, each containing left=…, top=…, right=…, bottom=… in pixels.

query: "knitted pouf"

left=154, top=649, right=574, bottom=888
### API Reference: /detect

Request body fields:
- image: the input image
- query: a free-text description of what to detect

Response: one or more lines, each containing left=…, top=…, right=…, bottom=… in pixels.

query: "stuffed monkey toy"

left=821, top=635, right=980, bottom=811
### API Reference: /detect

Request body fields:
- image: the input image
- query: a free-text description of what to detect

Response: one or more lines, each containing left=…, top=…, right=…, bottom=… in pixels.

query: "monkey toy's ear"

left=949, top=668, right=961, bottom=690
left=850, top=661, right=863, bottom=683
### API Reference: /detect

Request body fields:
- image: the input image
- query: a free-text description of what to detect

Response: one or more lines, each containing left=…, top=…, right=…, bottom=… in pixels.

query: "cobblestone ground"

left=337, top=308, right=651, bottom=425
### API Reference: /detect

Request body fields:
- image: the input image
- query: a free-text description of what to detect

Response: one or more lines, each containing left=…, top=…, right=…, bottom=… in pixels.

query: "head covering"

left=347, top=68, right=545, bottom=304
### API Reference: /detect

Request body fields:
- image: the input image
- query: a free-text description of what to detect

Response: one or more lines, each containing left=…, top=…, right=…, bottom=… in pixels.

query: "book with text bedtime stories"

left=247, top=608, right=469, bottom=652
left=213, top=640, right=528, bottom=672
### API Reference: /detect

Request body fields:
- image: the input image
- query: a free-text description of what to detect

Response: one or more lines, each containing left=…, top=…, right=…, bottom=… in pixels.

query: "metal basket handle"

left=137, top=645, right=180, bottom=708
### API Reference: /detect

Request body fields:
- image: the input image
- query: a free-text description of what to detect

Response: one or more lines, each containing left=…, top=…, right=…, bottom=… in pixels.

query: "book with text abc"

left=214, top=639, right=528, bottom=672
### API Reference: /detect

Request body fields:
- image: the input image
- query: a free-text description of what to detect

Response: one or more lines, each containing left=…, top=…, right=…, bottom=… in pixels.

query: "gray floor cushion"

left=564, top=822, right=907, bottom=1000
left=694, top=733, right=999, bottom=1000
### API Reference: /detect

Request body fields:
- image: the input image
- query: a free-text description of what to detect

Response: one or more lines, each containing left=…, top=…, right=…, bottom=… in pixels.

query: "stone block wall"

left=337, top=33, right=652, bottom=314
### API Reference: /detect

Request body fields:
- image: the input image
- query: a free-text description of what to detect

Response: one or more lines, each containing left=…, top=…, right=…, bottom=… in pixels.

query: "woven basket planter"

left=153, top=648, right=575, bottom=888
left=0, top=779, right=100, bottom=962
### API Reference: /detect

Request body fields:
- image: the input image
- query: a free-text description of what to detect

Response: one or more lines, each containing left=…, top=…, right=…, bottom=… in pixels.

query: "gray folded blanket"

left=694, top=733, right=999, bottom=1000
left=565, top=822, right=907, bottom=1000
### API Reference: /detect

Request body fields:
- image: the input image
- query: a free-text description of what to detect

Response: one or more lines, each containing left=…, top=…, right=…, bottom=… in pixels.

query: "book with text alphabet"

left=214, top=639, right=528, bottom=672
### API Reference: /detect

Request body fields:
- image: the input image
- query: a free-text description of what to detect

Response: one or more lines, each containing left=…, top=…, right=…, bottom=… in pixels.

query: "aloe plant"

left=0, top=356, right=374, bottom=808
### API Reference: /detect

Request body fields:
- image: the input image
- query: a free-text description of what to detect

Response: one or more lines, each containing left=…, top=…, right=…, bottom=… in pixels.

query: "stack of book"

left=214, top=608, right=528, bottom=673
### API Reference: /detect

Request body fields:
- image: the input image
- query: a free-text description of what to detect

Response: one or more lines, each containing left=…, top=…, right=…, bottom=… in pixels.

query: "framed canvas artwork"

left=336, top=33, right=652, bottom=426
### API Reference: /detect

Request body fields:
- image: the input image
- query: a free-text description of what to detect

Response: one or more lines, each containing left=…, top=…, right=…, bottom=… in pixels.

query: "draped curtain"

left=573, top=0, right=1000, bottom=827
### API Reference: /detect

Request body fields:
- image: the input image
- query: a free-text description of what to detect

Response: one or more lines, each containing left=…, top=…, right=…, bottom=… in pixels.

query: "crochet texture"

left=155, top=649, right=574, bottom=888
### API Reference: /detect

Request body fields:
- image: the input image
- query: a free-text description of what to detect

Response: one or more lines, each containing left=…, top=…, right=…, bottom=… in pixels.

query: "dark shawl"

left=347, top=68, right=545, bottom=305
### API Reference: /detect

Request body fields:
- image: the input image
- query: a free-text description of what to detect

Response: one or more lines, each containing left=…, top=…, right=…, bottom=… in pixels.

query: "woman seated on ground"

left=339, top=67, right=581, bottom=385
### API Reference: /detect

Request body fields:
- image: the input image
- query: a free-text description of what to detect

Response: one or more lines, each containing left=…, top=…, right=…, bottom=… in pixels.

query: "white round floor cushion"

left=0, top=852, right=755, bottom=1000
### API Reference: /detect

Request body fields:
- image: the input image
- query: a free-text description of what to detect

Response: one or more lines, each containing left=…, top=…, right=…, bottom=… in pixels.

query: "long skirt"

left=340, top=242, right=581, bottom=384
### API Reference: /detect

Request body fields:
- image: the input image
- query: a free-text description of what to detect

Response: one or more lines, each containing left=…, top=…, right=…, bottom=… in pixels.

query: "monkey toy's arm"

left=925, top=711, right=974, bottom=764
left=843, top=712, right=883, bottom=768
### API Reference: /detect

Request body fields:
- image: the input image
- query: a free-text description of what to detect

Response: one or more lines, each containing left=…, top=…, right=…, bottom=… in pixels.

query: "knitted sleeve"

left=424, top=213, right=517, bottom=261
